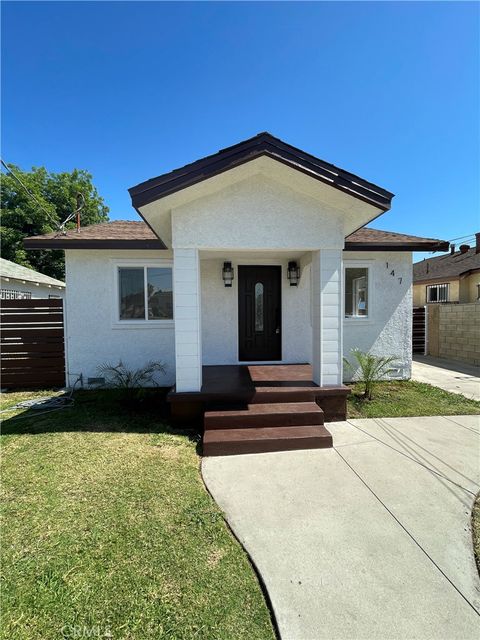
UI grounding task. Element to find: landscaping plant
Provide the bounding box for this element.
[344,348,398,400]
[97,360,166,407]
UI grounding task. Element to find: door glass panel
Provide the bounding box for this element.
[255,282,264,331]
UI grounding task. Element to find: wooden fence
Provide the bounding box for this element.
[412,306,426,355]
[1,299,65,388]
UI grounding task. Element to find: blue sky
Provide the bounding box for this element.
[2,2,479,257]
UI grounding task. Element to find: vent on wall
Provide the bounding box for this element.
[87,377,105,386]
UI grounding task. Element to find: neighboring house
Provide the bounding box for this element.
[0,258,65,299]
[24,133,447,432]
[413,235,480,305]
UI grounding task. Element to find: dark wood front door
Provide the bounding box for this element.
[238,266,281,361]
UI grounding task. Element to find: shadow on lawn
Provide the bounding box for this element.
[1,389,201,444]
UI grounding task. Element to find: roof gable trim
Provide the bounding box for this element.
[129,133,394,212]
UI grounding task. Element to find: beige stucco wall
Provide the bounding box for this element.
[413,278,459,306]
[459,272,480,303]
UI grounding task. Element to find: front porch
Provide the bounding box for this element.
[168,364,350,455]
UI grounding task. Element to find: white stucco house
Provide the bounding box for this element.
[25,134,447,453]
[0,258,65,299]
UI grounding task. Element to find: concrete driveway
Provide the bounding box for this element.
[412,356,480,401]
[202,415,480,640]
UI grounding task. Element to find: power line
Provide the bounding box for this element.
[0,159,61,230]
[447,233,476,243]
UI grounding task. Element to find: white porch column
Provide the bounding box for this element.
[312,249,343,386]
[173,248,202,392]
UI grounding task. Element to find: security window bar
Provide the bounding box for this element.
[118,267,173,320]
[426,283,449,303]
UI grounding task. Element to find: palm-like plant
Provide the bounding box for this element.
[97,360,166,388]
[343,349,398,400]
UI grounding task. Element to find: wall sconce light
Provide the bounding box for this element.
[287,261,300,286]
[222,261,234,287]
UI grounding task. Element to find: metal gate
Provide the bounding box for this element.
[0,299,65,388]
[412,306,426,355]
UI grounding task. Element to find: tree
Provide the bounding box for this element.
[1,165,109,280]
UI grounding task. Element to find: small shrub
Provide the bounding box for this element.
[343,349,398,400]
[97,360,166,408]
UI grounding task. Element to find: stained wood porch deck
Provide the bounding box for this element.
[168,365,350,456]
[167,364,350,455]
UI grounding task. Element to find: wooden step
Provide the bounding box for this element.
[204,402,324,430]
[203,425,333,456]
[251,386,318,404]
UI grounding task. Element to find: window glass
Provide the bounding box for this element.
[345,268,368,317]
[255,282,264,331]
[147,268,173,319]
[427,283,449,303]
[119,268,145,319]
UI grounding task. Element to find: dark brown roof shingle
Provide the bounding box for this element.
[24,221,448,252]
[345,228,448,251]
[24,221,165,249]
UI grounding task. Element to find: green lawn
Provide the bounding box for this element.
[347,380,480,419]
[1,390,275,640]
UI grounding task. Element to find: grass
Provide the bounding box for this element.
[347,380,480,419]
[0,389,275,640]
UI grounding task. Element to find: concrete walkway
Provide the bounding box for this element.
[412,356,480,401]
[202,416,480,640]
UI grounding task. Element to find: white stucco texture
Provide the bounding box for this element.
[64,246,412,388]
[343,251,413,380]
[200,256,312,365]
[64,249,175,387]
[139,156,383,249]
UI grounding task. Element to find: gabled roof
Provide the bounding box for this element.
[129,132,395,212]
[0,258,65,288]
[24,221,448,252]
[413,247,480,282]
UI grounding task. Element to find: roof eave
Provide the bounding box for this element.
[24,238,167,250]
[344,241,450,252]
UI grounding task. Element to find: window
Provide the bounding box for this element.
[345,267,369,318]
[426,283,449,303]
[118,266,173,321]
[476,284,480,301]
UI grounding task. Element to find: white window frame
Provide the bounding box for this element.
[426,282,449,303]
[111,258,174,329]
[343,261,373,323]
